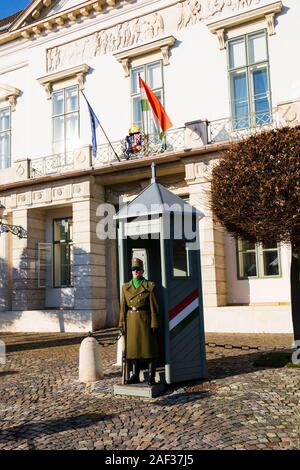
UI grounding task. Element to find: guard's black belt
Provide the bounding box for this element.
[128,307,149,312]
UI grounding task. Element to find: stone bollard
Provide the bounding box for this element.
[79,333,104,383]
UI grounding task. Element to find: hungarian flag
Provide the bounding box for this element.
[139,75,173,138]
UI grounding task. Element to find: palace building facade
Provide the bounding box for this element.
[0,0,299,333]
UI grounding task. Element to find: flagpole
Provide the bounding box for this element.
[138,74,148,157]
[81,91,120,162]
[98,121,121,162]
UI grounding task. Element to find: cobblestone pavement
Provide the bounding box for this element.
[0,331,299,450]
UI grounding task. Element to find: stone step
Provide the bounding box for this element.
[114,382,166,398]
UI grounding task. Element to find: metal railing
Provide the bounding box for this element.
[28,112,283,177]
[30,151,74,178]
[208,109,278,144]
[94,127,186,165]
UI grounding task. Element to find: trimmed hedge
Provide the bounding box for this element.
[211,126,300,244]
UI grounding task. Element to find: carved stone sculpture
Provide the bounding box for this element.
[46,0,261,72]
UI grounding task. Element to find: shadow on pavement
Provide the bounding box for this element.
[2,329,120,353]
[103,370,121,379]
[155,350,291,405]
[0,412,115,446]
[0,370,18,377]
[161,390,212,402]
[206,350,287,380]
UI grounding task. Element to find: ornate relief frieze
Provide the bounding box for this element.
[47,10,166,72]
[178,0,262,29]
[46,0,262,72]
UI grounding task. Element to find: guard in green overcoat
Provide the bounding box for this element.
[119,257,159,385]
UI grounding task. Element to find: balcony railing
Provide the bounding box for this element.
[29,128,186,178]
[27,109,284,178]
[208,109,278,144]
[30,151,74,178]
[94,127,186,165]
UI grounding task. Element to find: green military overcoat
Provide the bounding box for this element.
[119,280,159,359]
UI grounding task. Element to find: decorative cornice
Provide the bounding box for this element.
[207,1,283,50]
[0,0,267,49]
[0,0,132,45]
[10,0,55,31]
[38,64,90,98]
[114,35,176,76]
[0,83,21,111]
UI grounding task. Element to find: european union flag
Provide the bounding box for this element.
[81,91,100,157]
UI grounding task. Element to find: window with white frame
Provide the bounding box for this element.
[228,30,271,129]
[130,60,164,134]
[237,239,281,279]
[0,107,11,169]
[52,85,79,154]
[53,218,73,288]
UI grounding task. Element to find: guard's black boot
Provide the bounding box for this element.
[127,360,140,384]
[147,361,156,386]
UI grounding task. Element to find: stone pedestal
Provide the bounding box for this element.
[13,159,30,182]
[79,336,103,383]
[114,382,166,398]
[185,119,209,148]
[73,145,92,170]
[277,99,300,127]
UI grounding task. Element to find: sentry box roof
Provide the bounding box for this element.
[114,163,204,221]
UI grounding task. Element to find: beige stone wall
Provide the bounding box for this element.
[0,177,114,331]
[72,183,107,330]
[186,160,227,308]
[12,209,46,311]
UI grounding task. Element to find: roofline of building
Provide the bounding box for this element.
[0,0,143,45]
[0,10,24,27]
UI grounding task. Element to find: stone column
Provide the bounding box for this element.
[72,184,107,330]
[12,208,46,311]
[185,160,227,307]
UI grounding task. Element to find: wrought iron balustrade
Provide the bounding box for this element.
[28,114,281,178]
[208,109,278,144]
[30,151,74,178]
[94,127,186,165]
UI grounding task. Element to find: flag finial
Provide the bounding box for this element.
[151,162,158,183]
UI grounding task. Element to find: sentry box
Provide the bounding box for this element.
[114,164,207,385]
